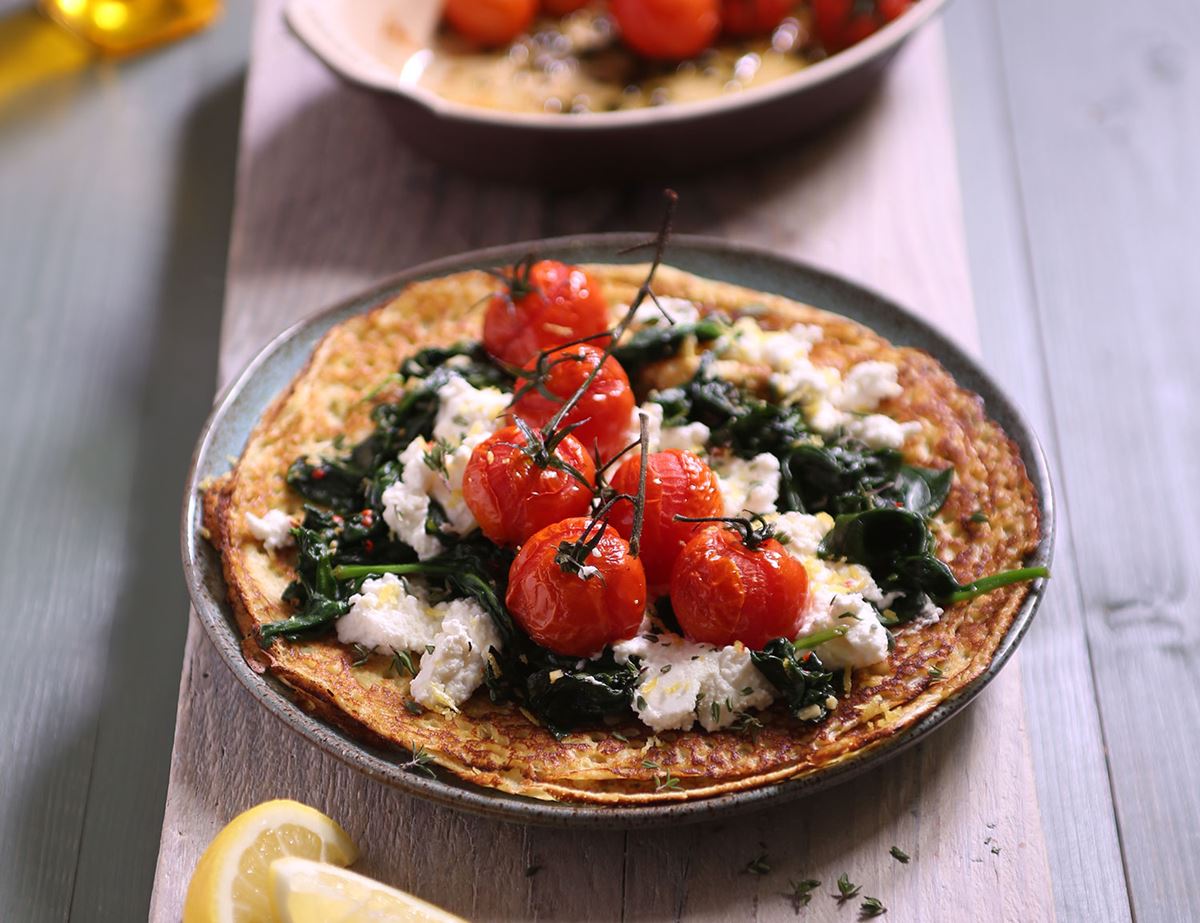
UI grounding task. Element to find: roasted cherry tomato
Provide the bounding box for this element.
[444,0,537,47]
[543,0,591,13]
[506,518,647,656]
[670,524,809,649]
[721,0,794,37]
[511,344,635,462]
[462,425,596,546]
[610,0,721,60]
[482,259,611,367]
[811,0,910,53]
[609,449,724,596]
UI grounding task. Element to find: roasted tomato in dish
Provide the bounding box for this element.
[670,524,809,649]
[444,0,537,46]
[609,449,724,596]
[811,0,911,53]
[462,425,596,547]
[482,259,611,367]
[721,0,794,37]
[511,343,635,461]
[610,0,721,60]
[506,518,647,657]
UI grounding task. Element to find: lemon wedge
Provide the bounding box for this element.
[183,799,358,923]
[269,857,467,923]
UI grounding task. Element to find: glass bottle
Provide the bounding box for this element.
[39,0,220,55]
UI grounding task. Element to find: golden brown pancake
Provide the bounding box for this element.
[203,264,1041,804]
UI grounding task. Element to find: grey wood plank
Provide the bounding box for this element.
[942,3,1134,921]
[151,11,1056,921]
[982,0,1200,920]
[0,11,249,921]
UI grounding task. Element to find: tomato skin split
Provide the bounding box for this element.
[506,518,648,657]
[670,525,809,649]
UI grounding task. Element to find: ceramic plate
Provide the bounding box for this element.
[182,234,1053,828]
[285,0,951,180]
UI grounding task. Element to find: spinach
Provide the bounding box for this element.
[286,342,511,514]
[262,507,354,644]
[820,507,1049,621]
[885,465,953,519]
[613,318,724,372]
[750,639,839,722]
[521,651,641,737]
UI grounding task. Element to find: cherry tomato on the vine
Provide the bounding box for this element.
[462,425,596,547]
[610,0,721,60]
[482,259,611,368]
[506,518,647,656]
[670,525,809,649]
[721,0,794,37]
[511,343,635,462]
[609,449,724,596]
[444,0,537,47]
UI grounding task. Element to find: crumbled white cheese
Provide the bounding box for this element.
[798,591,891,669]
[772,510,834,558]
[717,316,918,451]
[714,452,780,516]
[431,375,509,445]
[629,401,712,455]
[628,295,701,327]
[835,360,903,413]
[411,597,502,712]
[841,414,923,451]
[335,574,442,653]
[721,317,822,367]
[244,508,295,551]
[614,624,775,733]
[382,376,508,558]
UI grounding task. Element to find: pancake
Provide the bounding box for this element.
[203,264,1041,804]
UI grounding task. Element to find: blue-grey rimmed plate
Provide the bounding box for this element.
[182,234,1053,828]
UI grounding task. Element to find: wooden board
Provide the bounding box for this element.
[149,8,1055,920]
[966,2,1200,919]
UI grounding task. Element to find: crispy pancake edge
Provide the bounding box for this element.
[202,264,1042,804]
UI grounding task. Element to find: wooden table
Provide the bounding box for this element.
[4,0,1198,920]
[147,4,1053,920]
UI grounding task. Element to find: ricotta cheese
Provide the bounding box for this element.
[631,401,712,455]
[335,574,442,653]
[613,624,775,732]
[628,295,701,327]
[713,452,781,516]
[798,591,891,669]
[244,508,295,551]
[382,375,509,558]
[410,597,502,712]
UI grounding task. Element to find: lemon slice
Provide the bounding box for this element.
[183,799,358,923]
[269,857,467,923]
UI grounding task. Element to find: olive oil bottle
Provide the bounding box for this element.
[39,0,219,54]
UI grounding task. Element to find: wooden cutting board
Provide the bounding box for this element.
[149,6,1054,919]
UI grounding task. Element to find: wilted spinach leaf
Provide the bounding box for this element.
[751,640,839,722]
[613,318,724,373]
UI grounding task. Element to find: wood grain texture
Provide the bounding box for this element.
[984,1,1200,920]
[0,11,249,921]
[942,4,1134,921]
[150,8,1055,921]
